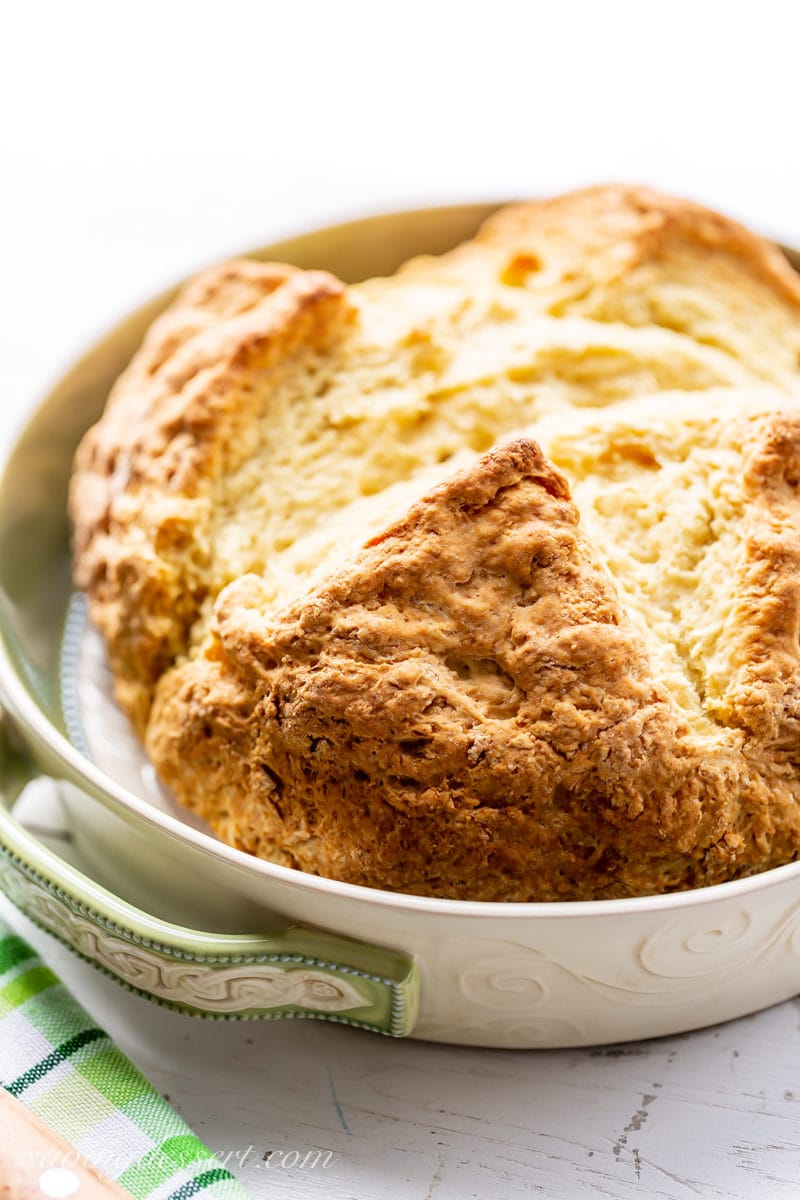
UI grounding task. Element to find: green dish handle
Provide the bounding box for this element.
[0,715,420,1036]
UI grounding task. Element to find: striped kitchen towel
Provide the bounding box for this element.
[0,917,252,1199]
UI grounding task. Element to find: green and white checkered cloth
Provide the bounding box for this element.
[0,917,252,1199]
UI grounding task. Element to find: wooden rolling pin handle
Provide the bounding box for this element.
[0,1089,134,1200]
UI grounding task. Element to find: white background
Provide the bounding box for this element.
[2,3,800,1197]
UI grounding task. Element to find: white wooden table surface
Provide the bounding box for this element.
[3,5,800,1196]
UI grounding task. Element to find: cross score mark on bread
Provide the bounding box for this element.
[70,185,800,900]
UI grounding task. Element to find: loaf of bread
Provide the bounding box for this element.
[70,185,800,900]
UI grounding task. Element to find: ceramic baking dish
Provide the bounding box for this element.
[2,203,800,1050]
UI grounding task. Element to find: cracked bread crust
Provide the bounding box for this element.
[400,184,800,383]
[70,187,800,737]
[70,185,800,900]
[145,433,800,901]
[721,413,800,750]
[70,261,354,732]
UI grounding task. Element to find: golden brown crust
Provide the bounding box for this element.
[147,434,800,900]
[466,184,800,305]
[70,185,800,899]
[404,182,800,305]
[69,260,355,731]
[402,184,800,382]
[717,413,800,751]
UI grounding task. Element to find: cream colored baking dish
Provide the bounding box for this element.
[1,203,800,1049]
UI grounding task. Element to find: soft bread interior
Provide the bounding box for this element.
[208,375,799,755]
[534,391,785,734]
[199,278,770,641]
